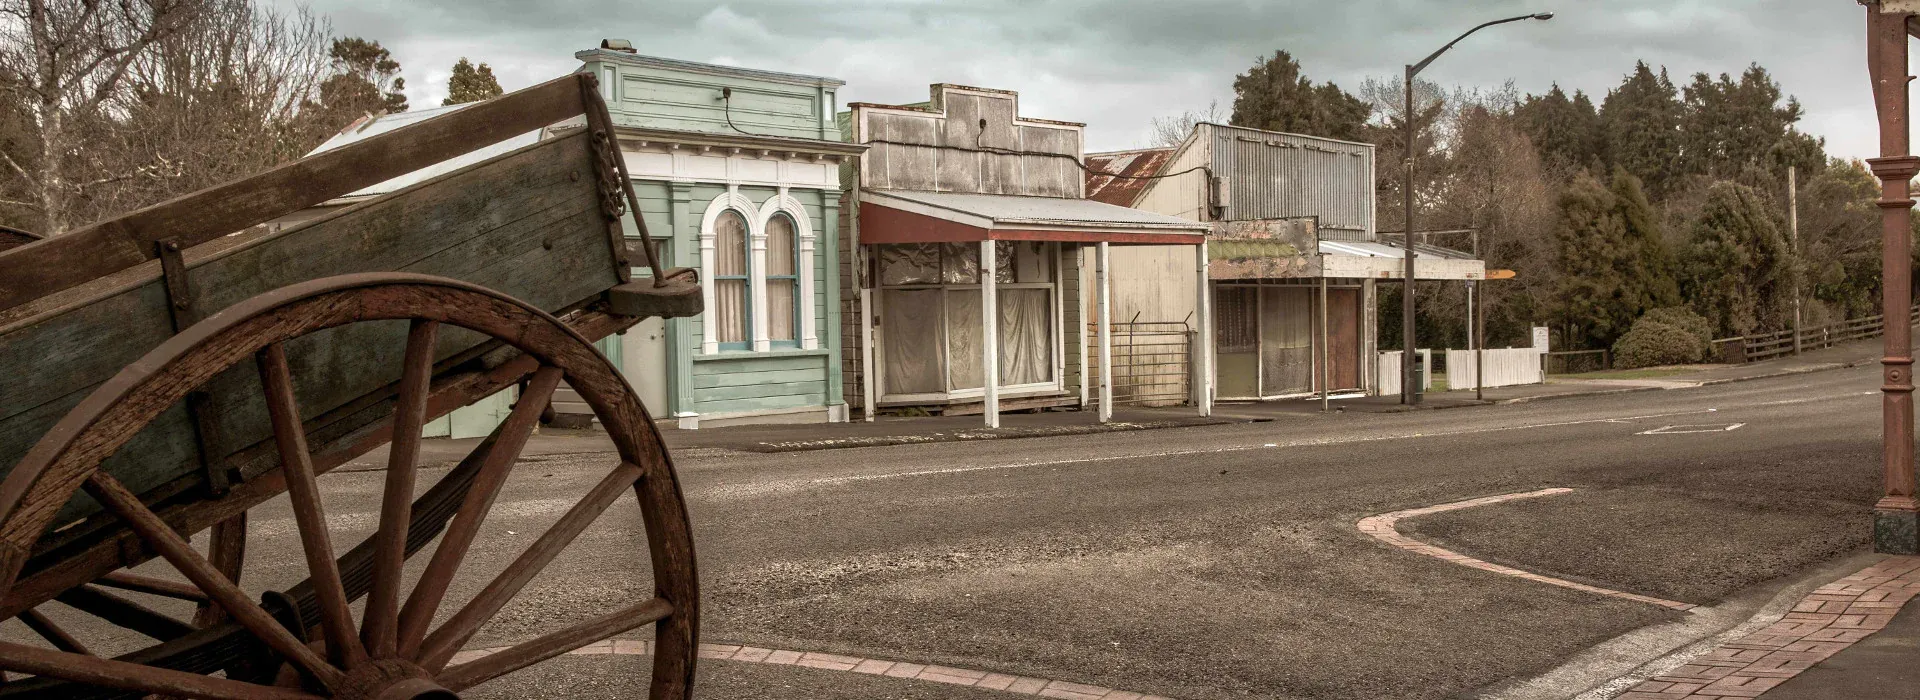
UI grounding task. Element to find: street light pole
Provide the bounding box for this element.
[1400,11,1552,405]
[1866,3,1919,555]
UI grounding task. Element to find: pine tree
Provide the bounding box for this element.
[443,58,503,106]
[1554,173,1631,349]
[1228,50,1371,142]
[295,37,408,148]
[1609,169,1681,314]
[1515,84,1602,174]
[1679,64,1802,180]
[1680,181,1796,336]
[1600,62,1684,196]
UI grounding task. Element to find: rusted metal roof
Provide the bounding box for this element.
[1084,148,1174,207]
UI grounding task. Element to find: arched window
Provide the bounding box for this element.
[713,210,750,349]
[765,213,800,346]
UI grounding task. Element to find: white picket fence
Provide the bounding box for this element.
[1445,348,1545,390]
[1376,349,1433,396]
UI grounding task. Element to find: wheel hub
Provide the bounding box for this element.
[332,659,458,700]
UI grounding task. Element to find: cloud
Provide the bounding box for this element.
[275,0,1892,159]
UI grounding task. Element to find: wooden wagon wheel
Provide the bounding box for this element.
[0,273,698,700]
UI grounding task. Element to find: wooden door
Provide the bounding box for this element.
[1327,288,1361,390]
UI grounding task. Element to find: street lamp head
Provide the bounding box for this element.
[1532,12,1554,20]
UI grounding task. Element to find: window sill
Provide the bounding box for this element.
[694,347,829,361]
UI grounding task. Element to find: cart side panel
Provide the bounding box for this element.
[0,130,621,525]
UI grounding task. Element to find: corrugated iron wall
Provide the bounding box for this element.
[1211,124,1374,241]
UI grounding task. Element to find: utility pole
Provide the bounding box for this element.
[1790,165,1801,356]
[1399,11,1552,405]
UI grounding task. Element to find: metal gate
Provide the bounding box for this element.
[1087,320,1192,407]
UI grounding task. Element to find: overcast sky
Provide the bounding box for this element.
[281,0,1896,161]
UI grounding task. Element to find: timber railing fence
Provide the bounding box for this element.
[1713,307,1920,363]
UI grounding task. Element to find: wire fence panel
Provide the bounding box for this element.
[1545,349,1609,374]
[1087,321,1192,407]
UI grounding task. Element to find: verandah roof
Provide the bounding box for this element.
[860,189,1209,245]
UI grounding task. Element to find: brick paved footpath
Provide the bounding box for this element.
[1618,555,1920,699]
[450,640,1175,699]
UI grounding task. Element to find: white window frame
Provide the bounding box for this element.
[699,186,759,355]
[757,187,817,350]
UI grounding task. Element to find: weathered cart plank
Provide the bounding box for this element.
[0,130,619,526]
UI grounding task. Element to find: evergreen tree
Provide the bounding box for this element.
[295,37,408,148]
[1600,62,1684,195]
[1551,169,1679,349]
[1610,169,1681,313]
[1679,64,1802,180]
[1553,173,1630,349]
[1515,84,1602,174]
[443,58,503,105]
[1229,50,1371,142]
[1680,181,1796,336]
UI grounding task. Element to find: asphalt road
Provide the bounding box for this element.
[5,363,1893,699]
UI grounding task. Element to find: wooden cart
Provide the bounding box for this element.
[0,73,702,699]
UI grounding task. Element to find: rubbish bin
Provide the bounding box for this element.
[1411,350,1426,397]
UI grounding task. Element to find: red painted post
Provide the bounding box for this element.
[1868,3,1919,554]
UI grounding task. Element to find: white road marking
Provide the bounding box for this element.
[1638,423,1747,435]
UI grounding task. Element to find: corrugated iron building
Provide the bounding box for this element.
[1088,122,1483,401]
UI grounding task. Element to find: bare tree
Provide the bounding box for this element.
[120,0,331,197]
[0,0,203,234]
[1148,100,1222,148]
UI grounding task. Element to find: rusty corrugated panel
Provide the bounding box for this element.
[1210,125,1373,240]
[1083,148,1174,206]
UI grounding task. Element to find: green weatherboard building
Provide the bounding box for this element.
[573,42,863,428]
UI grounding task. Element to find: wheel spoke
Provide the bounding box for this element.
[417,462,643,671]
[365,319,437,659]
[259,343,367,669]
[398,366,563,658]
[55,585,194,642]
[0,640,322,700]
[80,472,343,690]
[17,609,90,655]
[438,597,671,691]
[95,572,209,604]
[194,513,248,628]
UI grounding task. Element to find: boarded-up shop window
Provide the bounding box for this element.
[881,244,939,285]
[767,214,798,343]
[942,242,980,284]
[947,291,984,390]
[1214,286,1257,354]
[714,210,750,347]
[877,242,1062,399]
[1260,287,1313,395]
[883,288,945,394]
[1013,241,1052,283]
[999,288,1052,384]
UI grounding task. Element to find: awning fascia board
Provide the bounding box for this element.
[859,193,1207,246]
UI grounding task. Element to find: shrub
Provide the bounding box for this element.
[1613,319,1708,369]
[1640,306,1714,346]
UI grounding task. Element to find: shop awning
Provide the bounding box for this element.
[1320,239,1486,280]
[860,189,1209,245]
